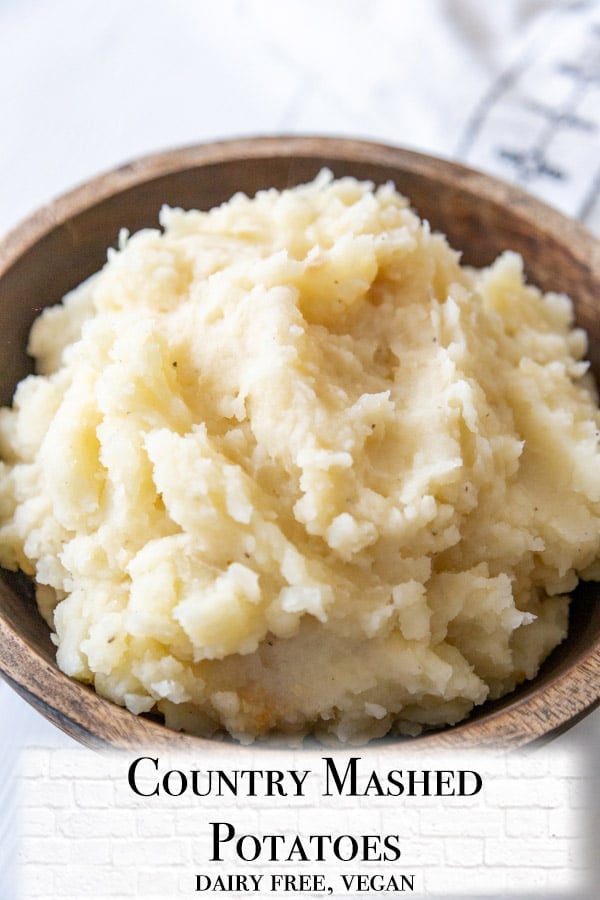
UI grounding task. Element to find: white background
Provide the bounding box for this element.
[1,1,599,896]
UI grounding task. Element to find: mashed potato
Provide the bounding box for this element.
[1,171,599,743]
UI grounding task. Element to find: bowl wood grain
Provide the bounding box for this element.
[1,136,599,751]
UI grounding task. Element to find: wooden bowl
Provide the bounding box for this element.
[1,136,599,751]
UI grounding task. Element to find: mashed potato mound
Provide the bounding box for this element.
[1,171,600,743]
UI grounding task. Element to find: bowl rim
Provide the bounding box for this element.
[1,135,599,272]
[1,134,599,751]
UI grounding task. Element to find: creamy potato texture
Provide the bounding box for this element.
[1,172,599,742]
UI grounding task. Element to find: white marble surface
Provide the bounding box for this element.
[1,0,599,849]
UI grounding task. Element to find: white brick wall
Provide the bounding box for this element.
[14,745,593,899]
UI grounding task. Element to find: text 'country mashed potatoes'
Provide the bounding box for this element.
[1,172,600,743]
